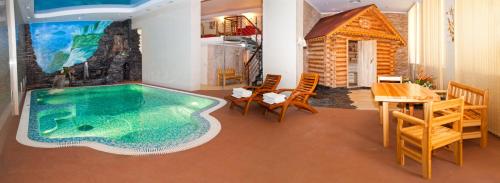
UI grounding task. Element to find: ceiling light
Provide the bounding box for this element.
[350,0,361,3]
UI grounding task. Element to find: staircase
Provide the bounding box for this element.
[222,16,263,86]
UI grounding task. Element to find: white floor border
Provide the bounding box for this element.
[16,84,227,156]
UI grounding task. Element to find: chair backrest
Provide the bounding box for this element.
[426,98,465,131]
[293,73,320,102]
[260,74,282,91]
[446,81,489,106]
[217,68,236,76]
[377,75,403,83]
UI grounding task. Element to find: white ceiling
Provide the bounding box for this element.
[306,0,418,13]
[202,0,261,16]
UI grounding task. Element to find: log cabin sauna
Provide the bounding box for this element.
[305,4,406,88]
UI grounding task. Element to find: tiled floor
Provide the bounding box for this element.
[0,90,499,183]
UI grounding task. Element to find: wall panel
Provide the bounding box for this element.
[455,0,500,135]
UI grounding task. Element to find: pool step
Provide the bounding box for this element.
[37,105,76,135]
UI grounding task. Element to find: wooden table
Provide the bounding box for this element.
[371,83,440,147]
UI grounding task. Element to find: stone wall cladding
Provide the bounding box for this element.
[303,1,322,73]
[385,13,409,78]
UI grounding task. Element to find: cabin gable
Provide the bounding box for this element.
[329,7,405,45]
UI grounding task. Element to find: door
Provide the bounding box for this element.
[357,40,377,87]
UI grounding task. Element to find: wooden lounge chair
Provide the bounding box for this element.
[394,98,465,179]
[257,73,320,122]
[225,74,281,115]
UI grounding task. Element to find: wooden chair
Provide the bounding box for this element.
[437,81,489,147]
[217,68,243,86]
[225,74,282,115]
[393,98,465,179]
[257,73,320,122]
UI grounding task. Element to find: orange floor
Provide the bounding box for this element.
[0,90,499,183]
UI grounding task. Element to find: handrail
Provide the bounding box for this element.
[245,44,262,67]
[220,15,263,85]
[223,15,262,35]
[235,15,262,34]
[245,44,262,85]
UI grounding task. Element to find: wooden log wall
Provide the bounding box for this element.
[332,36,348,87]
[376,40,397,75]
[306,37,327,85]
[324,36,336,87]
[305,9,402,88]
[306,35,399,88]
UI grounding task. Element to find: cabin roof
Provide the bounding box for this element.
[305,5,371,40]
[305,4,405,45]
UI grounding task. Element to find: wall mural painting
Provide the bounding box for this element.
[30,21,112,74]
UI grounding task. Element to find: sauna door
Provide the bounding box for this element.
[357,40,377,87]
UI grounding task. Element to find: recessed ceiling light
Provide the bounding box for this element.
[26,6,30,9]
[350,0,361,3]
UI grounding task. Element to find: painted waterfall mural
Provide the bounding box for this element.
[25,20,142,89]
[30,21,112,74]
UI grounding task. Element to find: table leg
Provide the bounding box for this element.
[379,103,383,125]
[383,101,389,147]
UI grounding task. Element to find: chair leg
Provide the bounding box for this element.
[243,101,251,116]
[480,117,488,148]
[422,148,432,179]
[396,131,405,165]
[409,104,415,116]
[299,104,318,114]
[455,140,463,166]
[229,101,235,110]
[278,106,289,122]
[400,140,405,166]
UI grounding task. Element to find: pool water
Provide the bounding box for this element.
[25,84,222,154]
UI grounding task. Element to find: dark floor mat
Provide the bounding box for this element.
[310,85,357,109]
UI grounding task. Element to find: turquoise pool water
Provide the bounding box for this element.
[25,84,221,154]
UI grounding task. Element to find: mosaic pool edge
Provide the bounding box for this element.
[16,84,227,156]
